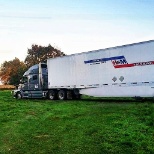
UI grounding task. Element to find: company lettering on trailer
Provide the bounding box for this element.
[84,56,126,64]
[84,56,154,68]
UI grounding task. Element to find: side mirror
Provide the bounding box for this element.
[15,85,18,89]
[20,79,24,84]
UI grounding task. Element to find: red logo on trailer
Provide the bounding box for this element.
[113,58,154,69]
[84,55,154,68]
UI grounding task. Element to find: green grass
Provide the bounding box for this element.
[0,91,154,154]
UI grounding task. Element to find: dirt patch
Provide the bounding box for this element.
[0,85,15,90]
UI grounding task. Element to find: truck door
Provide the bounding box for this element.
[29,74,39,90]
[28,74,43,98]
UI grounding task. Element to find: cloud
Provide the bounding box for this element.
[0,50,12,53]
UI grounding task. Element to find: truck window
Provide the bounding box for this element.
[29,75,38,84]
[41,64,47,68]
[33,75,37,80]
[21,77,28,83]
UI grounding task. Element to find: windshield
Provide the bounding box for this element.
[20,76,28,84]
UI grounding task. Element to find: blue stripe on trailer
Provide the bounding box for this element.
[84,56,125,64]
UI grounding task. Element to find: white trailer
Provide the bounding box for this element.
[13,40,154,99]
[47,40,154,98]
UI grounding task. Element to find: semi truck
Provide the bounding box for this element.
[12,40,154,100]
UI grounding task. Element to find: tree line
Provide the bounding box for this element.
[0,44,65,85]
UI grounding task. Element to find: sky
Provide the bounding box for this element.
[0,0,154,66]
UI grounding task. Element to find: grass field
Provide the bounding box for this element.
[0,91,154,154]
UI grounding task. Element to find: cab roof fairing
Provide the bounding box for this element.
[23,63,47,76]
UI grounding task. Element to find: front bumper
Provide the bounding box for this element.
[11,89,20,98]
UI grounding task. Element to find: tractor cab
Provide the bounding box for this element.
[12,63,48,99]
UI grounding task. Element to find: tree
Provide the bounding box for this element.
[25,44,66,67]
[0,58,27,85]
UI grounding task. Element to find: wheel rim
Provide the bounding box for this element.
[49,90,56,100]
[59,93,64,100]
[49,93,54,99]
[17,93,22,99]
[58,90,66,100]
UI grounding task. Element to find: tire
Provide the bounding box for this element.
[58,90,67,100]
[16,92,22,99]
[48,90,57,100]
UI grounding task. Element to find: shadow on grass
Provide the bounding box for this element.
[14,96,154,104]
[80,97,154,103]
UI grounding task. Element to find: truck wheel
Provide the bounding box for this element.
[16,92,22,99]
[48,90,57,100]
[58,90,67,100]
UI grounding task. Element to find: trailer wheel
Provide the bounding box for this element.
[58,90,67,100]
[16,92,22,99]
[48,90,57,100]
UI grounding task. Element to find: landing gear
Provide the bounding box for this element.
[73,94,82,100]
